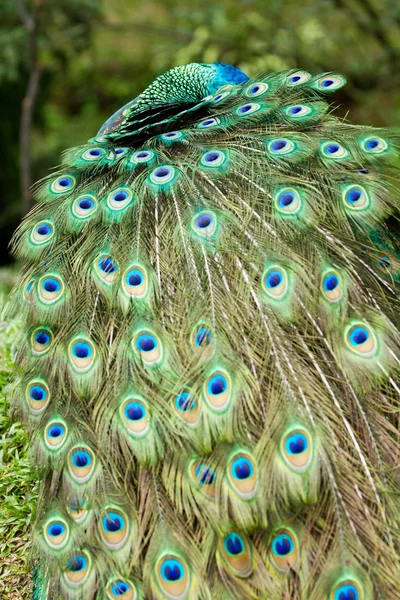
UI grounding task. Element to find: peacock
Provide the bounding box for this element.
[7,61,400,600]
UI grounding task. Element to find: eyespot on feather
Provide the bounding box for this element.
[64,551,92,588]
[219,531,253,577]
[269,529,299,574]
[44,517,70,550]
[51,175,76,194]
[67,446,96,483]
[99,507,130,550]
[286,71,311,86]
[344,322,378,358]
[262,266,289,300]
[245,82,269,97]
[81,147,106,161]
[281,429,312,473]
[155,554,190,600]
[321,141,349,160]
[95,255,119,284]
[31,221,54,245]
[174,391,200,426]
[311,74,346,92]
[361,137,388,154]
[68,338,96,373]
[268,139,296,156]
[149,165,177,187]
[321,270,343,303]
[44,420,68,451]
[192,211,217,237]
[66,495,89,524]
[203,370,231,412]
[26,381,50,414]
[72,195,97,218]
[120,397,150,437]
[330,580,362,600]
[284,104,312,118]
[31,327,54,355]
[191,324,213,351]
[274,188,302,215]
[235,102,262,116]
[130,149,156,165]
[342,185,370,211]
[227,452,258,499]
[106,578,138,600]
[38,275,64,304]
[123,266,148,298]
[190,460,217,499]
[133,331,163,365]
[107,187,134,211]
[200,150,228,169]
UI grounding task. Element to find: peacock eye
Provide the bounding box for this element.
[51,175,76,193]
[197,118,219,128]
[245,82,269,97]
[200,150,227,168]
[150,165,176,185]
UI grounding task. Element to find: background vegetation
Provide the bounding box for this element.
[0,0,400,596]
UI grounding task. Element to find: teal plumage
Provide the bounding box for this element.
[7,62,400,599]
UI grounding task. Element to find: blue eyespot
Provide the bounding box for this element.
[199,118,218,128]
[204,152,220,163]
[156,168,170,178]
[161,559,184,582]
[347,189,361,204]
[36,224,51,236]
[89,149,102,157]
[231,457,253,480]
[58,178,72,188]
[49,522,66,537]
[112,191,128,202]
[136,334,157,352]
[349,326,369,346]
[250,85,260,93]
[290,106,302,115]
[196,214,212,228]
[321,79,334,87]
[334,584,359,600]
[195,327,212,347]
[35,331,50,345]
[99,257,117,273]
[272,533,294,556]
[265,270,282,288]
[207,375,227,396]
[195,464,216,485]
[175,391,196,412]
[290,76,301,83]
[72,342,92,359]
[126,269,143,286]
[285,433,308,455]
[366,139,378,150]
[323,274,339,291]
[378,256,391,269]
[42,278,61,293]
[78,198,94,210]
[136,151,150,159]
[72,450,91,468]
[26,282,33,292]
[272,140,287,151]
[112,581,130,595]
[67,555,87,572]
[224,533,244,555]
[124,402,146,421]
[103,512,123,532]
[239,104,252,113]
[30,385,47,401]
[48,425,64,438]
[327,144,340,154]
[278,192,294,207]
[115,148,125,155]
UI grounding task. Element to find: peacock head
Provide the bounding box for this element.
[97,62,249,136]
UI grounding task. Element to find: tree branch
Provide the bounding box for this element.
[17,0,42,216]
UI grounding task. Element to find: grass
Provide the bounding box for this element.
[0,271,38,599]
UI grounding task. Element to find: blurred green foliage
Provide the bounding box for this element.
[1,0,400,264]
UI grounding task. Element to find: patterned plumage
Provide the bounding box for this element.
[8,62,400,599]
